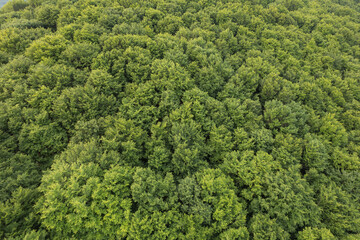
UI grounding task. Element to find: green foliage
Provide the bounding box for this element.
[0,187,40,239]
[303,133,329,171]
[1,0,29,13]
[27,63,85,90]
[1,0,360,238]
[195,168,247,234]
[25,34,69,62]
[170,119,208,175]
[251,167,321,234]
[38,141,134,239]
[60,42,100,69]
[131,168,177,212]
[0,152,40,202]
[317,183,360,237]
[249,213,290,240]
[264,100,309,136]
[297,227,336,240]
[35,4,60,29]
[0,28,49,55]
[52,85,117,130]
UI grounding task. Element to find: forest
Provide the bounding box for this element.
[0,0,360,239]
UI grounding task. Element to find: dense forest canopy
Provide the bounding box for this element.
[1,0,360,239]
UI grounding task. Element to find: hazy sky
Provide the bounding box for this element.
[0,0,9,8]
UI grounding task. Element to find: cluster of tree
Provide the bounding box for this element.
[1,0,360,239]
